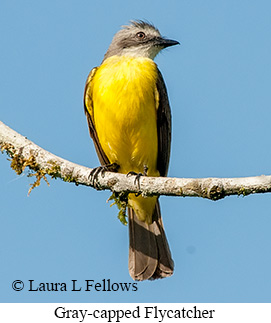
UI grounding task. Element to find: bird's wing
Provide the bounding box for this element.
[84,67,110,165]
[156,69,172,177]
[128,70,174,281]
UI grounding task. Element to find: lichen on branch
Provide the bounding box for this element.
[1,120,271,201]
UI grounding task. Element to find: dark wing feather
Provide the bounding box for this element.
[128,68,174,281]
[84,67,110,165]
[156,69,172,177]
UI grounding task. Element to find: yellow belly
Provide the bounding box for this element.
[92,55,160,222]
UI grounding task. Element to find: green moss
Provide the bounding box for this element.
[238,186,250,197]
[1,144,68,194]
[1,143,15,157]
[108,191,129,225]
[27,169,50,195]
[46,161,61,179]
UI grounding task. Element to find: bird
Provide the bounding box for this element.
[84,20,179,281]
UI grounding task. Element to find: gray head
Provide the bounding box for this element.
[103,20,179,61]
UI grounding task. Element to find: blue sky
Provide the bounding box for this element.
[1,0,271,303]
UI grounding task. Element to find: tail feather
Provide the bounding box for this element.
[128,201,174,281]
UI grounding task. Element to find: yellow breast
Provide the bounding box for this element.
[92,55,159,176]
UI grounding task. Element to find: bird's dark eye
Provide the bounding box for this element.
[136,32,146,39]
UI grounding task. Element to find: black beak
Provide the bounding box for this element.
[155,37,180,48]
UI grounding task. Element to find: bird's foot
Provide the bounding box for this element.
[127,165,148,192]
[89,163,119,187]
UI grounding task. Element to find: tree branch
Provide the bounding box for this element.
[1,120,271,200]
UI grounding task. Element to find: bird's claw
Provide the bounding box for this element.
[126,165,148,190]
[89,163,119,188]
